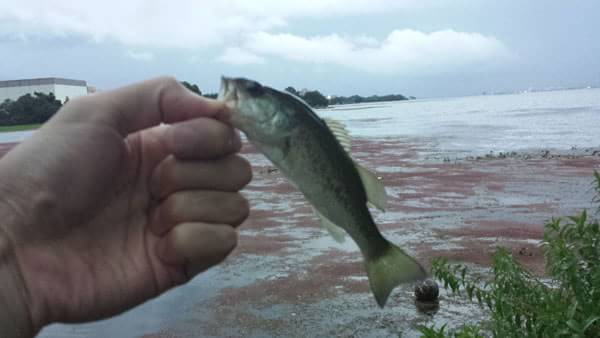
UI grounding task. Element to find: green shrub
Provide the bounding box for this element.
[421,171,600,337]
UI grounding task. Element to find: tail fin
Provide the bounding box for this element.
[366,243,427,307]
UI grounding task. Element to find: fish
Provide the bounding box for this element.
[218,77,426,307]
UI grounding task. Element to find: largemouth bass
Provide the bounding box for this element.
[218,77,426,307]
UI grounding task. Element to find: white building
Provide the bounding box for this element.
[0,77,90,103]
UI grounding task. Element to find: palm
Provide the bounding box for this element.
[15,124,181,322]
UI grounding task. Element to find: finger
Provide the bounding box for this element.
[151,155,252,199]
[62,76,230,136]
[157,222,237,278]
[150,190,249,235]
[164,118,242,160]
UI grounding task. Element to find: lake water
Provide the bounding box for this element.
[2,88,599,156]
[319,88,600,157]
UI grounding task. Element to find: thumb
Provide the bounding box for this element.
[55,76,230,137]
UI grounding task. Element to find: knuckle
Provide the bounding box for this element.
[228,194,250,225]
[226,229,238,249]
[217,126,234,154]
[228,156,253,189]
[238,156,253,184]
[162,156,178,183]
[156,156,177,197]
[218,226,238,250]
[160,194,182,223]
[157,76,180,89]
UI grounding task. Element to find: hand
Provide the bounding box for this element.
[0,77,251,337]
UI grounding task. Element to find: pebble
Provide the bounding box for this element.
[414,279,439,302]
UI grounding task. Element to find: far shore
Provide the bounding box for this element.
[0,124,41,132]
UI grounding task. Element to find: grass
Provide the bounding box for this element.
[421,171,600,337]
[0,124,42,132]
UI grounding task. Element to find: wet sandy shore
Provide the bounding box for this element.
[151,138,600,338]
[4,137,598,338]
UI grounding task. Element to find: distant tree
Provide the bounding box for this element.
[285,86,298,96]
[0,99,10,115]
[181,81,202,95]
[203,93,218,99]
[285,85,409,107]
[328,93,408,105]
[0,92,62,126]
[302,90,329,108]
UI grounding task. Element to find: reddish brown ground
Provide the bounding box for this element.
[15,136,599,338]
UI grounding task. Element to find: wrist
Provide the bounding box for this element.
[0,221,37,338]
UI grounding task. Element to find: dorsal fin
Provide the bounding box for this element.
[323,118,388,211]
[323,118,352,153]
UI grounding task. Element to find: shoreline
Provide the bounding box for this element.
[0,124,41,133]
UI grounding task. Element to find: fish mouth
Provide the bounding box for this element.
[219,76,245,129]
[218,76,239,104]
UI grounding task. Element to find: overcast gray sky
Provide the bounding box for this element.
[1,0,599,97]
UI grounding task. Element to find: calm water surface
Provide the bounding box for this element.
[319,88,600,157]
[3,88,600,155]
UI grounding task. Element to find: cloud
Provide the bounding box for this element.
[231,30,513,75]
[126,50,154,61]
[0,1,512,76]
[0,1,436,47]
[217,47,265,65]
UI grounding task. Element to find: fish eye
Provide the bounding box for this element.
[245,80,265,97]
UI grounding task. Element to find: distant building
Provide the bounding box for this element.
[0,77,90,103]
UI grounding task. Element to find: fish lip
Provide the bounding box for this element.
[218,76,238,103]
[219,76,243,129]
[218,76,229,100]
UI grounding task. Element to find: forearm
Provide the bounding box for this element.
[0,230,36,338]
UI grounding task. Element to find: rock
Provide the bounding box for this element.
[518,247,533,257]
[414,279,439,302]
[415,299,440,315]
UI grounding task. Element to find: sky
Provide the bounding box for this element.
[1,0,599,98]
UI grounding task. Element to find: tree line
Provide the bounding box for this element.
[0,82,216,127]
[285,86,411,108]
[181,81,218,98]
[0,80,413,126]
[0,92,63,126]
[183,81,412,109]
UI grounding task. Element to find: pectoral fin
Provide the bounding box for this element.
[355,163,388,211]
[313,208,346,243]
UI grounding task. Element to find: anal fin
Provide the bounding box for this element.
[313,208,346,243]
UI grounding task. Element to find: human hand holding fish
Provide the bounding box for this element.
[0,77,251,338]
[0,75,426,338]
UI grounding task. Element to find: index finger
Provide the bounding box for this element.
[65,76,230,136]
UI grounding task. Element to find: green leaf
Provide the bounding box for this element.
[567,300,578,319]
[566,319,581,333]
[583,316,600,332]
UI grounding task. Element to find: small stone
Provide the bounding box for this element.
[415,299,440,315]
[414,279,439,302]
